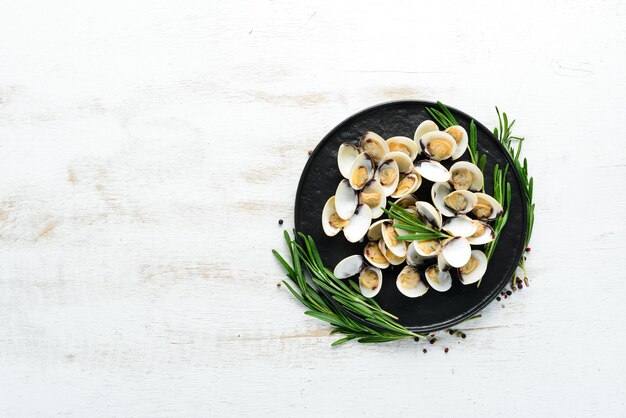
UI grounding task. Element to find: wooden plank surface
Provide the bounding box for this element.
[0,0,625,416]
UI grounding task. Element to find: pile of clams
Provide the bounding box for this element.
[322,121,503,298]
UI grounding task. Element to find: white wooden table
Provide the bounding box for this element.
[1,1,625,416]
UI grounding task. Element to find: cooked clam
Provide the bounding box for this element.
[385,151,414,173]
[343,204,372,243]
[396,265,429,298]
[379,240,406,265]
[382,221,407,257]
[387,136,419,160]
[364,240,390,269]
[420,131,457,161]
[391,173,421,198]
[360,132,389,165]
[443,190,478,214]
[406,241,428,266]
[441,237,471,268]
[466,220,495,245]
[375,159,400,197]
[359,266,383,297]
[335,179,358,220]
[367,219,388,241]
[449,161,484,191]
[394,194,417,209]
[349,152,375,190]
[414,120,439,153]
[458,250,488,285]
[322,196,347,237]
[445,125,468,160]
[415,239,441,257]
[359,179,386,219]
[337,143,361,179]
[425,264,452,292]
[472,193,503,220]
[413,159,451,183]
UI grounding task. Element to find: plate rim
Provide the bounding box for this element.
[294,100,528,332]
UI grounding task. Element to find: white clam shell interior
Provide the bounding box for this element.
[466,221,495,245]
[415,201,443,229]
[414,239,441,257]
[379,240,405,265]
[367,219,388,241]
[333,255,366,279]
[442,215,478,238]
[472,192,504,220]
[425,265,452,292]
[413,160,451,183]
[414,120,439,153]
[337,143,360,179]
[431,182,455,217]
[385,151,414,173]
[443,190,478,215]
[382,222,407,257]
[391,173,421,199]
[343,204,372,243]
[396,265,429,298]
[459,250,488,285]
[406,242,429,266]
[335,179,358,220]
[394,194,417,208]
[360,132,389,164]
[441,237,472,268]
[363,240,390,269]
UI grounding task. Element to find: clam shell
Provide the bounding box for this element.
[387,136,419,161]
[385,151,414,173]
[348,152,375,190]
[379,240,406,265]
[360,132,389,165]
[449,161,484,191]
[441,237,472,268]
[420,131,457,161]
[446,125,469,160]
[415,201,443,229]
[382,222,407,257]
[396,265,429,298]
[391,173,421,199]
[414,120,439,153]
[375,159,400,197]
[321,196,343,237]
[359,266,383,298]
[414,239,441,257]
[406,241,429,266]
[466,221,495,245]
[459,250,488,285]
[425,264,453,292]
[394,194,417,209]
[413,160,451,183]
[442,215,478,238]
[360,179,386,219]
[431,182,455,217]
[472,192,504,220]
[337,143,361,179]
[364,240,390,269]
[443,190,478,215]
[335,179,358,220]
[367,219,388,241]
[333,255,366,279]
[343,204,372,243]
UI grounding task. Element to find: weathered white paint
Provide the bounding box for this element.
[0,0,625,416]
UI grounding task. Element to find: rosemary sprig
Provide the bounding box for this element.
[426,101,458,129]
[273,230,425,345]
[383,202,451,241]
[484,163,511,261]
[492,107,535,282]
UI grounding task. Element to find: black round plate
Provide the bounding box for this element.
[294,101,527,333]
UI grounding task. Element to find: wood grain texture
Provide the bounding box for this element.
[0,0,625,416]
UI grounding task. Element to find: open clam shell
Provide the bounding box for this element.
[414,239,441,257]
[407,241,429,266]
[425,264,453,292]
[359,266,383,298]
[413,159,451,183]
[348,152,375,190]
[443,190,478,215]
[420,131,457,161]
[338,143,361,179]
[459,250,488,285]
[360,179,386,219]
[333,255,367,279]
[441,237,472,268]
[467,220,495,245]
[446,125,469,160]
[414,120,438,153]
[442,215,478,238]
[382,222,407,257]
[364,240,390,269]
[385,151,414,173]
[431,182,455,217]
[360,132,389,165]
[379,240,406,265]
[367,219,388,241]
[375,159,400,197]
[343,204,372,243]
[449,161,484,191]
[396,265,429,298]
[391,173,421,199]
[321,196,346,237]
[394,194,417,209]
[335,179,358,220]
[387,136,419,161]
[415,201,443,229]
[472,192,504,220]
